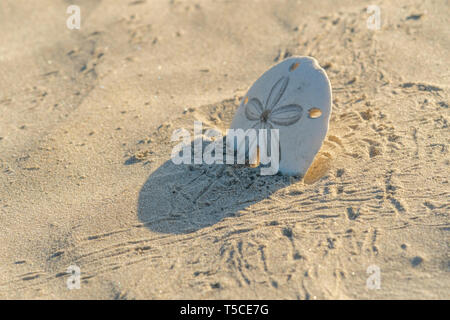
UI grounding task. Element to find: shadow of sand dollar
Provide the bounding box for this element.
[137,157,293,234]
[134,97,333,234]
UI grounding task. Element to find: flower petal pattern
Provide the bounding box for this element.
[251,121,263,129]
[270,104,303,126]
[244,76,301,129]
[265,76,289,110]
[245,98,263,121]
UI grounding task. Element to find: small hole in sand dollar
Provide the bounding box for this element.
[244,96,249,104]
[249,147,260,168]
[308,108,322,118]
[289,62,300,71]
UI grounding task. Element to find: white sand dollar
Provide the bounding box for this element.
[230,56,332,176]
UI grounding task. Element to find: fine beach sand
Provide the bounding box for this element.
[0,0,448,299]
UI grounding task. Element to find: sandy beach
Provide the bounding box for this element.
[0,0,448,299]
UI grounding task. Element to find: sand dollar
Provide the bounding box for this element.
[230,56,332,176]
